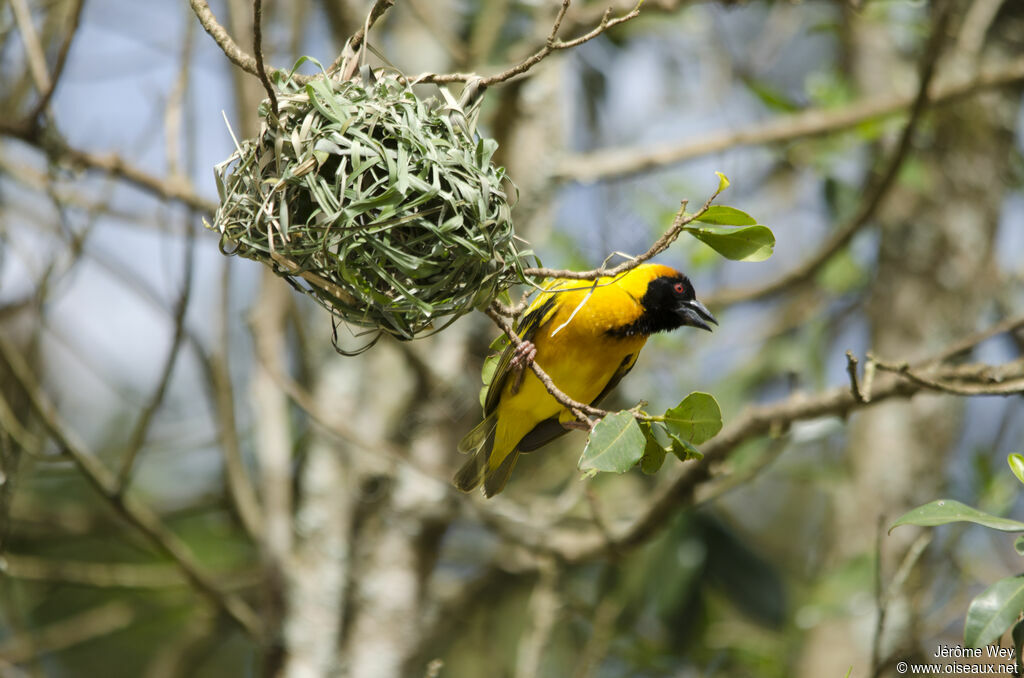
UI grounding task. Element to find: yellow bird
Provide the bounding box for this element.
[454,263,716,496]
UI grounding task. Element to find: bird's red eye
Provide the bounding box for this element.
[674,282,686,294]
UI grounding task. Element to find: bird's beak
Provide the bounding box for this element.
[677,299,717,332]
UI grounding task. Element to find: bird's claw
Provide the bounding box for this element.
[510,340,537,369]
[509,341,536,395]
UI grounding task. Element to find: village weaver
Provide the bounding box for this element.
[455,263,716,496]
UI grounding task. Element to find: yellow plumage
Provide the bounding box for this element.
[455,263,715,497]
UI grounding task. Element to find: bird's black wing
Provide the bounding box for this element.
[483,294,559,416]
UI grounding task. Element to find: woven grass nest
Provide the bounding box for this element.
[209,69,534,344]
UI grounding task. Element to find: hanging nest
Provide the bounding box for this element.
[208,68,534,345]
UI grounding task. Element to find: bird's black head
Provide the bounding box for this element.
[610,273,718,337]
[644,274,718,333]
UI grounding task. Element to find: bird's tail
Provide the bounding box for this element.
[454,414,497,492]
[453,413,519,496]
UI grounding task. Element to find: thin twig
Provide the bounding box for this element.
[9,0,51,94]
[115,220,196,494]
[846,350,866,404]
[412,0,643,86]
[521,186,713,280]
[485,304,606,426]
[252,0,279,119]
[26,0,86,122]
[329,0,396,80]
[869,353,1024,396]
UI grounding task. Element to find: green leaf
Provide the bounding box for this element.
[889,499,1024,534]
[695,205,758,226]
[662,392,723,446]
[667,432,703,461]
[715,171,730,193]
[685,224,775,262]
[1009,454,1024,486]
[640,423,667,475]
[578,412,646,474]
[1015,536,1024,556]
[965,574,1024,648]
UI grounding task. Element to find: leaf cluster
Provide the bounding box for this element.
[578,392,723,475]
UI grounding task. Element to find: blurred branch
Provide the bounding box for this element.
[115,221,196,493]
[2,554,185,588]
[514,558,562,678]
[9,0,52,95]
[555,54,1024,183]
[705,3,952,308]
[0,601,136,666]
[26,0,86,122]
[248,274,294,636]
[0,124,216,214]
[0,334,263,638]
[211,261,264,539]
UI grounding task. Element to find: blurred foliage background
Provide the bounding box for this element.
[1,1,1024,677]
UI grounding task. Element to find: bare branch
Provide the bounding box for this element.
[115,221,196,493]
[846,350,866,404]
[27,0,86,122]
[188,0,265,80]
[9,0,52,94]
[0,602,136,666]
[252,0,278,118]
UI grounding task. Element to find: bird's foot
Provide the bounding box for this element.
[510,340,537,369]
